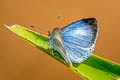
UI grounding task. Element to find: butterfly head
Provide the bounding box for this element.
[48,31,52,39]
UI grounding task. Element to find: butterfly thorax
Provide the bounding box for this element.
[49,28,66,55]
[49,27,71,64]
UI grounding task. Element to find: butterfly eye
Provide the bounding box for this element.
[48,31,51,36]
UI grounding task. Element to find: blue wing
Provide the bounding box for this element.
[62,18,98,63]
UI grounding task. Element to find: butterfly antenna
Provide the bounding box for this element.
[55,16,61,27]
[30,25,48,33]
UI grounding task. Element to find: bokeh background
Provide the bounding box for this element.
[0,0,120,80]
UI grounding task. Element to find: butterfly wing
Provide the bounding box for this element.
[62,18,98,63]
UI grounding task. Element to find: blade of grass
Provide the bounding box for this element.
[5,24,120,80]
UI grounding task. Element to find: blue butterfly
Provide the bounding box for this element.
[48,18,98,65]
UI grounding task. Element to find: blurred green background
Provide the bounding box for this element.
[0,0,120,80]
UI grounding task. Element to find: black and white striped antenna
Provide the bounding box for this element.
[54,16,61,27]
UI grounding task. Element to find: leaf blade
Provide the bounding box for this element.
[6,25,120,80]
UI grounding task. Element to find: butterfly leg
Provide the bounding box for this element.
[41,41,54,55]
[37,41,48,49]
[47,41,55,56]
[40,41,48,48]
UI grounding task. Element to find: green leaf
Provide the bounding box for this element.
[5,24,120,80]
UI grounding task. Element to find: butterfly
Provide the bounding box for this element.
[48,18,98,65]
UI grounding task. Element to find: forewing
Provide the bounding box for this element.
[62,18,98,63]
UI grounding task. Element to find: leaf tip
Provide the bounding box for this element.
[4,24,10,29]
[4,24,22,30]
